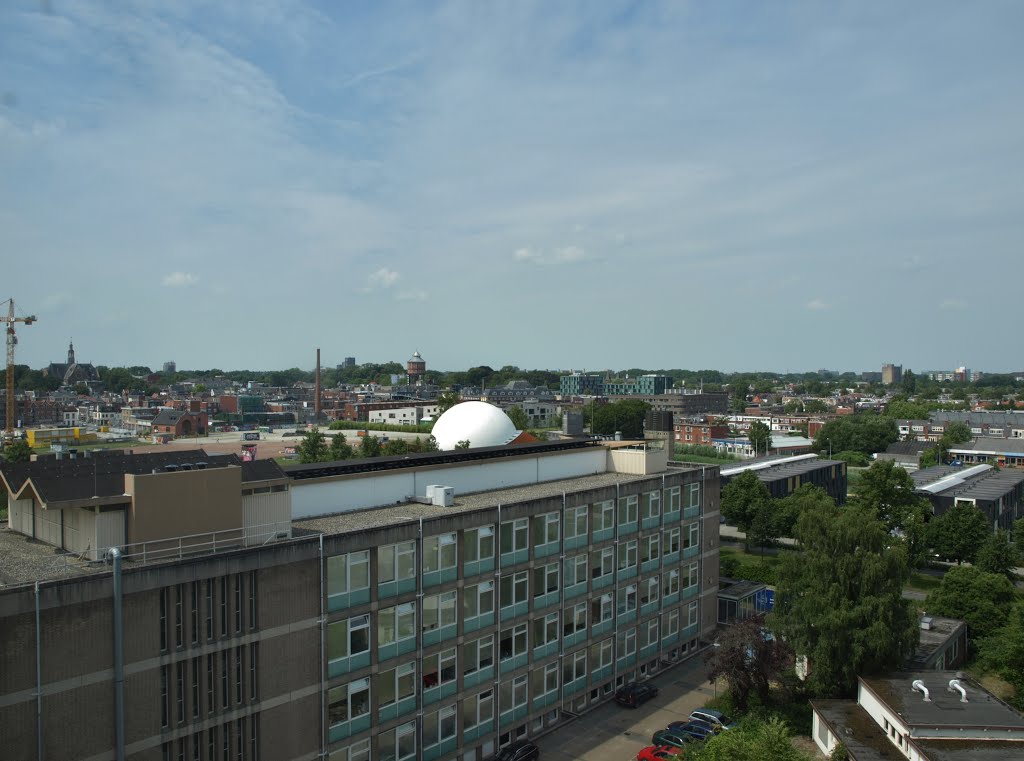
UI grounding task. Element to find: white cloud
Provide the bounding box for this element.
[162,272,199,287]
[514,247,539,261]
[513,246,585,265]
[806,298,829,311]
[396,289,428,302]
[367,267,400,289]
[940,298,968,311]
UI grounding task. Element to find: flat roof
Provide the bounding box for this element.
[812,700,908,761]
[718,578,767,599]
[949,438,1024,455]
[912,465,1024,502]
[722,456,844,483]
[861,672,1024,730]
[906,617,966,669]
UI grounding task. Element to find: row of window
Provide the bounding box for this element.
[159,572,258,653]
[329,522,700,597]
[160,645,258,728]
[161,715,259,761]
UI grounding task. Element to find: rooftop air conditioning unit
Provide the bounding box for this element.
[431,486,454,507]
[920,616,933,631]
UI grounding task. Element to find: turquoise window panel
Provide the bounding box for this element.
[463,666,494,689]
[681,623,699,639]
[592,527,614,543]
[500,549,529,567]
[463,720,494,744]
[590,664,613,683]
[563,629,587,649]
[592,575,614,591]
[423,623,457,648]
[327,588,371,613]
[533,591,559,611]
[683,585,699,601]
[534,541,559,559]
[464,557,495,577]
[663,510,680,524]
[500,705,529,728]
[327,713,371,743]
[533,691,559,710]
[422,567,458,588]
[563,678,586,697]
[662,592,680,608]
[422,680,458,706]
[683,545,700,560]
[683,506,700,519]
[640,642,659,660]
[464,612,494,634]
[564,535,587,552]
[617,523,637,536]
[379,695,417,723]
[641,516,660,531]
[423,737,458,761]
[640,559,659,574]
[641,601,660,618]
[663,551,680,566]
[564,581,587,600]
[617,566,637,581]
[500,653,528,674]
[662,631,680,646]
[533,640,558,660]
[616,609,637,625]
[378,577,417,599]
[591,619,613,638]
[377,637,416,662]
[500,602,528,622]
[327,651,370,679]
[616,653,637,670]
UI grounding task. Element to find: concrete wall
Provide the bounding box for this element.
[242,490,291,545]
[125,467,242,547]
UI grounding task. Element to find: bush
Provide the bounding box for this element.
[327,420,432,435]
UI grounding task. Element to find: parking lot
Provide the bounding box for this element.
[534,654,718,761]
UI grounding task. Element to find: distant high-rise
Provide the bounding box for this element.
[343,356,356,368]
[163,361,176,374]
[882,363,903,386]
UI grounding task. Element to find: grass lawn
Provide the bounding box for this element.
[905,571,943,594]
[675,454,741,466]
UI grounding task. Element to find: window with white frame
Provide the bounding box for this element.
[532,662,559,696]
[688,483,701,509]
[666,486,681,512]
[463,635,495,676]
[642,491,660,520]
[533,612,559,649]
[423,704,458,747]
[423,590,457,631]
[593,500,615,531]
[377,661,416,707]
[329,738,370,761]
[617,539,638,571]
[378,541,416,584]
[532,512,559,546]
[464,581,495,618]
[641,535,660,564]
[500,571,529,609]
[562,649,587,684]
[686,522,699,549]
[616,584,637,615]
[499,623,528,661]
[664,527,681,554]
[641,576,659,606]
[565,505,588,539]
[327,551,370,596]
[590,637,613,668]
[642,619,659,648]
[500,518,529,555]
[500,674,529,712]
[687,562,699,588]
[423,533,457,573]
[618,495,639,525]
[616,627,636,658]
[328,614,370,661]
[591,547,614,580]
[591,593,613,624]
[462,689,493,730]
[564,602,587,637]
[379,720,416,761]
[378,602,416,647]
[564,554,588,587]
[688,601,699,627]
[533,562,559,597]
[665,609,680,636]
[664,569,680,597]
[464,525,495,563]
[327,677,370,727]
[423,647,457,689]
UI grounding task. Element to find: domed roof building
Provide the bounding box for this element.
[430,401,519,451]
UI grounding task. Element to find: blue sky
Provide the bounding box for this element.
[2,1,1022,374]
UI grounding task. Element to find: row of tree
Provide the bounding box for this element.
[294,429,438,463]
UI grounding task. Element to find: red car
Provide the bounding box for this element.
[637,745,679,761]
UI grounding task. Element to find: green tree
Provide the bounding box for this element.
[803,399,829,414]
[976,600,1024,710]
[925,502,989,564]
[328,433,353,461]
[358,435,382,458]
[943,421,972,445]
[721,471,771,546]
[73,382,89,396]
[705,614,794,712]
[2,439,33,463]
[193,383,207,394]
[852,460,931,566]
[685,716,814,761]
[748,420,772,456]
[296,427,329,463]
[591,399,650,439]
[901,370,917,395]
[924,565,1016,642]
[382,438,409,456]
[812,414,898,457]
[975,529,1018,579]
[769,503,917,697]
[454,440,471,450]
[748,503,779,553]
[773,485,835,539]
[435,391,461,415]
[505,406,529,430]
[1014,519,1024,564]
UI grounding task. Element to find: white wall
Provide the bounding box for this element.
[243,491,292,544]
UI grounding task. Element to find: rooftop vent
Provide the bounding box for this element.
[948,679,968,703]
[180,463,194,471]
[912,680,931,702]
[920,616,933,631]
[196,461,207,470]
[164,464,179,473]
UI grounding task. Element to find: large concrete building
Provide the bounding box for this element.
[2,437,721,761]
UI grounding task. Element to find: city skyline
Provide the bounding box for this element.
[3,1,1022,371]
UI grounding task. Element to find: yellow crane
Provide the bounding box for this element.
[2,299,36,436]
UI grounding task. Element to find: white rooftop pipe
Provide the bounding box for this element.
[948,679,968,703]
[912,680,931,701]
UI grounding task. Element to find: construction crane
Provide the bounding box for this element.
[2,299,36,437]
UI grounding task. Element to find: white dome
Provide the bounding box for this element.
[431,401,518,451]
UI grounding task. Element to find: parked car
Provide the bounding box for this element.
[650,729,696,749]
[615,682,659,708]
[665,720,715,740]
[689,708,737,730]
[494,740,540,761]
[669,717,720,735]
[637,746,679,761]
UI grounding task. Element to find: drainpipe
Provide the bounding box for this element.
[318,534,326,759]
[109,547,125,761]
[35,580,43,761]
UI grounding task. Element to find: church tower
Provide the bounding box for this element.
[67,340,76,366]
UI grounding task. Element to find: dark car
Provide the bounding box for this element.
[615,682,659,708]
[494,740,540,761]
[668,717,719,736]
[650,729,695,749]
[664,721,714,741]
[690,708,737,730]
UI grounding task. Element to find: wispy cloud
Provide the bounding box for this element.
[396,289,428,302]
[514,246,586,265]
[366,267,400,290]
[162,272,199,288]
[806,298,829,311]
[940,298,968,311]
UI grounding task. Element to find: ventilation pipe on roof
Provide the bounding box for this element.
[948,679,968,703]
[912,679,931,702]
[108,547,126,761]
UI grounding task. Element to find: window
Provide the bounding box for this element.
[206,655,215,715]
[328,615,371,660]
[641,576,659,606]
[532,662,559,696]
[641,535,660,564]
[564,505,588,540]
[500,518,529,555]
[687,562,699,588]
[617,495,638,526]
[423,533,457,573]
[250,714,259,761]
[500,571,529,609]
[688,601,699,627]
[590,637,613,670]
[176,662,185,723]
[686,522,700,549]
[534,612,559,648]
[205,580,214,641]
[192,658,201,719]
[221,651,229,708]
[464,525,495,563]
[664,527,681,555]
[617,540,638,571]
[234,575,243,634]
[563,649,587,684]
[664,569,680,597]
[564,603,587,638]
[592,500,615,531]
[249,643,258,701]
[688,482,701,509]
[501,674,529,711]
[235,646,244,704]
[220,577,228,637]
[378,541,416,584]
[591,547,613,580]
[616,584,637,615]
[642,619,659,648]
[463,690,493,730]
[533,512,559,545]
[423,647,457,689]
[175,584,184,648]
[616,627,636,659]
[380,720,416,761]
[160,589,168,652]
[424,704,458,747]
[642,491,660,520]
[532,563,559,598]
[564,554,587,587]
[160,665,169,728]
[499,623,528,661]
[591,594,613,624]
[463,635,495,676]
[464,581,495,618]
[191,582,200,645]
[666,486,681,512]
[248,571,257,631]
[379,603,416,647]
[328,678,371,726]
[664,609,680,636]
[423,590,457,631]
[327,551,370,595]
[378,661,416,707]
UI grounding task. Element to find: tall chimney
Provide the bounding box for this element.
[315,348,322,423]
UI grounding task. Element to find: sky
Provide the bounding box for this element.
[2,1,1022,374]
